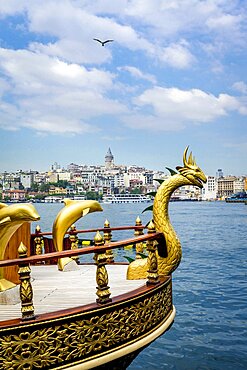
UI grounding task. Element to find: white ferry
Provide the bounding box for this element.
[103,193,152,204]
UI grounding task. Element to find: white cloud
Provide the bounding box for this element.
[123,86,247,131]
[0,0,27,15]
[0,47,126,134]
[206,13,242,30]
[29,39,111,64]
[118,66,156,83]
[159,41,196,69]
[232,81,247,95]
[0,1,246,136]
[1,1,244,70]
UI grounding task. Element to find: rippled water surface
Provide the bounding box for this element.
[33,201,247,369]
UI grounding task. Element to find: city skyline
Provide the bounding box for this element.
[0,146,245,178]
[0,1,246,175]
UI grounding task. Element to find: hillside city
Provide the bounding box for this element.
[0,148,246,203]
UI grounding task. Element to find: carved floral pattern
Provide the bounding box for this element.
[0,281,172,369]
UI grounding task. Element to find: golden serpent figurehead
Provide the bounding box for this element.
[127,147,207,280]
[52,199,103,270]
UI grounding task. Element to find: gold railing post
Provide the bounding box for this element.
[134,216,144,259]
[104,219,114,263]
[69,224,79,264]
[94,231,112,304]
[34,225,44,257]
[146,221,160,285]
[18,242,35,321]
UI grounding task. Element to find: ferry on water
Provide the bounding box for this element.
[103,193,152,204]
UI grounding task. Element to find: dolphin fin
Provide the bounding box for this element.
[0,216,11,225]
[0,203,8,209]
[82,208,90,217]
[63,198,74,206]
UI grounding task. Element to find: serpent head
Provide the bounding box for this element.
[176,146,207,188]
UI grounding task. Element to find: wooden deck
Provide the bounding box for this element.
[0,264,145,322]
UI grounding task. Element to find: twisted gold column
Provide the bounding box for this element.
[104,219,114,263]
[134,216,144,259]
[34,225,44,257]
[18,242,35,321]
[94,231,112,304]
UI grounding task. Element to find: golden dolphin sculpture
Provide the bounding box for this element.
[52,199,103,270]
[0,202,40,291]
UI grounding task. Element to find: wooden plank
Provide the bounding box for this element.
[3,223,31,284]
[0,265,146,322]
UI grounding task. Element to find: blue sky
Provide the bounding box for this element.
[0,0,246,176]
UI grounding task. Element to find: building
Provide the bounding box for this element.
[201,176,217,200]
[20,173,34,189]
[217,176,236,199]
[233,177,245,194]
[2,189,26,201]
[105,148,114,169]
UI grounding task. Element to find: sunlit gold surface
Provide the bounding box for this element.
[94,231,112,304]
[18,242,35,320]
[0,203,40,289]
[52,199,103,270]
[0,278,173,369]
[127,147,207,279]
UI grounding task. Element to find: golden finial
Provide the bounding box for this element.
[147,220,155,233]
[94,230,104,246]
[104,219,110,228]
[35,225,41,233]
[135,216,142,226]
[18,242,27,258]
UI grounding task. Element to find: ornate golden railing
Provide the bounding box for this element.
[0,227,165,322]
[30,216,146,261]
[0,222,174,370]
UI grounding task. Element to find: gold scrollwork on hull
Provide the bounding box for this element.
[0,280,172,370]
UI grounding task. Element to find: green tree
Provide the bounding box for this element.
[39,183,50,192]
[130,188,141,194]
[86,191,102,200]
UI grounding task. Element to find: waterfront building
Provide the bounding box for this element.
[201,176,217,200]
[20,173,34,189]
[2,189,26,201]
[114,172,126,189]
[1,149,246,201]
[48,186,67,196]
[217,176,236,199]
[233,177,245,194]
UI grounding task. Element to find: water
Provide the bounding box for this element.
[32,201,247,369]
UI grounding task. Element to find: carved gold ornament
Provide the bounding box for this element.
[0,280,172,369]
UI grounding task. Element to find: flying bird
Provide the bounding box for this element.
[93,38,114,46]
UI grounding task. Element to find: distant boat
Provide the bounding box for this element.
[225,191,247,203]
[102,193,152,204]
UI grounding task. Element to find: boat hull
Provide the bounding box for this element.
[0,277,174,369]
